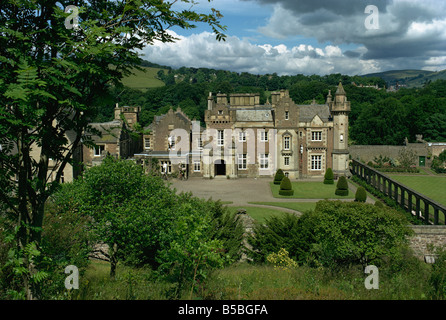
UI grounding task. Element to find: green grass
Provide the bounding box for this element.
[200,262,432,300]
[248,201,317,213]
[121,66,166,91]
[388,175,446,207]
[270,181,355,199]
[75,260,171,300]
[227,206,290,223]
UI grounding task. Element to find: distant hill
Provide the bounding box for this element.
[361,69,446,88]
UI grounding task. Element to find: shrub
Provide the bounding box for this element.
[355,186,367,202]
[274,169,285,185]
[266,248,298,270]
[429,247,446,299]
[323,168,334,184]
[250,200,413,269]
[374,200,384,207]
[335,176,349,196]
[279,176,294,196]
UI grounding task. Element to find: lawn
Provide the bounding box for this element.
[270,181,355,199]
[248,201,317,213]
[388,175,446,207]
[227,206,290,223]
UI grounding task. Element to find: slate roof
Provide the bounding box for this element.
[298,104,332,122]
[235,107,274,122]
[88,120,122,143]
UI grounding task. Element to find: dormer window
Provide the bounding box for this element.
[218,110,223,115]
[168,135,176,150]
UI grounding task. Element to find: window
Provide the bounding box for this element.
[168,135,176,150]
[161,161,172,173]
[259,153,269,169]
[94,145,105,157]
[340,134,344,142]
[238,154,247,170]
[284,156,290,166]
[239,131,246,142]
[217,130,224,146]
[285,172,289,178]
[144,138,151,149]
[196,138,203,150]
[311,155,322,170]
[284,136,290,150]
[285,111,289,120]
[260,131,268,142]
[311,131,322,141]
[218,110,223,115]
[194,161,201,172]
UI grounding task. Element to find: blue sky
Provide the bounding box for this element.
[140,0,446,76]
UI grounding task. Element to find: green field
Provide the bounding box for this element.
[388,175,446,206]
[121,66,166,91]
[248,201,317,213]
[270,181,355,199]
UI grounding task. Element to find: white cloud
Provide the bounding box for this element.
[140,30,382,75]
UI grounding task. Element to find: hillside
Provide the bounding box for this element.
[362,69,446,88]
[121,66,167,91]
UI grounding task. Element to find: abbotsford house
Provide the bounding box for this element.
[84,82,352,180]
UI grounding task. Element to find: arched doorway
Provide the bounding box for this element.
[214,159,226,176]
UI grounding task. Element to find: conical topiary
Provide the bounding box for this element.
[355,186,367,202]
[274,169,285,185]
[279,176,294,196]
[335,176,349,196]
[324,168,334,184]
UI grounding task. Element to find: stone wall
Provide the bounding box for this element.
[349,144,429,164]
[409,225,446,262]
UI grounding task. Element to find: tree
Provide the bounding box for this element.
[279,176,294,196]
[335,176,349,196]
[309,200,412,268]
[0,0,226,300]
[397,147,417,168]
[323,168,334,184]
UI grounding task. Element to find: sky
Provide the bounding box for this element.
[139,0,446,76]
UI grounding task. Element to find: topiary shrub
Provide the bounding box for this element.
[335,176,349,196]
[279,176,294,196]
[323,168,334,184]
[274,169,285,185]
[355,186,367,202]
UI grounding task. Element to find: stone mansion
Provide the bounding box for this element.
[131,82,351,179]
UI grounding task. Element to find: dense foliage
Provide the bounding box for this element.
[249,200,413,269]
[1,158,244,299]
